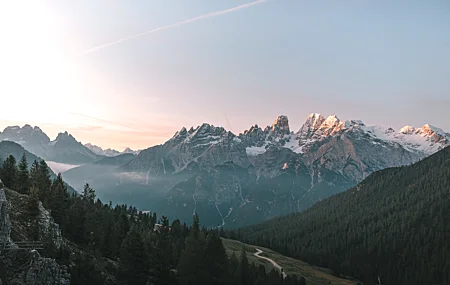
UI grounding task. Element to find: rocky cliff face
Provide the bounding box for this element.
[0,180,14,246]
[0,184,70,284]
[5,250,71,285]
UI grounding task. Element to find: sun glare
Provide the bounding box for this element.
[0,2,87,125]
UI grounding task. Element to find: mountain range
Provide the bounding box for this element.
[84,143,140,157]
[1,114,449,228]
[0,125,139,165]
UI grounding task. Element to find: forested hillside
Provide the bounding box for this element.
[0,154,306,285]
[225,146,450,285]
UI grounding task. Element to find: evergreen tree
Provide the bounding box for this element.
[149,216,176,285]
[49,173,69,229]
[29,160,40,187]
[236,246,249,285]
[118,225,149,285]
[0,155,17,188]
[203,232,230,285]
[15,153,29,194]
[81,183,96,206]
[36,160,52,206]
[177,214,207,285]
[66,198,86,244]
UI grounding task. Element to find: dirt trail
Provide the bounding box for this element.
[254,248,287,278]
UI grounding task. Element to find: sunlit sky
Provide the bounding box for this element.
[0,0,449,150]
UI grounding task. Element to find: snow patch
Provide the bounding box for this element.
[246,145,267,156]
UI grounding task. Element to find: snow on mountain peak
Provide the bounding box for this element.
[400,126,416,134]
[419,124,446,137]
[321,114,341,128]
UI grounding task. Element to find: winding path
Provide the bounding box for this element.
[254,248,287,278]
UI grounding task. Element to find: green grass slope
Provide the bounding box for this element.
[222,238,361,285]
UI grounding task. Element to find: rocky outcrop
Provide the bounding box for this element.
[0,184,70,284]
[37,201,64,249]
[268,115,290,136]
[9,250,70,285]
[0,180,14,246]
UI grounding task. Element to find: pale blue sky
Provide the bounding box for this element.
[0,0,449,149]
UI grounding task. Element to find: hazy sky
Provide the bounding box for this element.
[1,0,449,150]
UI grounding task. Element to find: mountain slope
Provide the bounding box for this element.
[225,146,450,285]
[0,141,77,194]
[0,140,41,164]
[0,126,102,164]
[46,131,101,164]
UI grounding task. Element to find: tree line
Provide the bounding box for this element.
[0,154,307,285]
[223,147,450,285]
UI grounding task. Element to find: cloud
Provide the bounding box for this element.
[83,0,269,54]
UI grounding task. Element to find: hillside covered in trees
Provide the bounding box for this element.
[224,146,450,285]
[0,154,306,285]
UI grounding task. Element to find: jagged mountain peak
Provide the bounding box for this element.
[298,113,326,135]
[270,115,290,134]
[243,124,263,136]
[398,124,448,140]
[54,131,76,142]
[3,125,21,132]
[171,123,229,143]
[419,124,447,137]
[308,112,324,119]
[2,124,47,135]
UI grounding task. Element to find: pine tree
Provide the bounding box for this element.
[15,153,30,194]
[66,198,86,244]
[203,232,230,285]
[81,183,96,206]
[49,174,69,229]
[36,160,52,206]
[0,155,17,188]
[149,216,176,285]
[237,246,249,285]
[118,225,149,285]
[177,214,207,285]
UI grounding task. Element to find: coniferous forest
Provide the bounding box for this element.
[224,147,450,285]
[0,154,306,285]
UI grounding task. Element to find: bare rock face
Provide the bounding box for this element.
[0,185,70,284]
[37,201,64,249]
[0,180,13,244]
[269,115,290,136]
[10,250,71,285]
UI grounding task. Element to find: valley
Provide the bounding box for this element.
[1,114,449,229]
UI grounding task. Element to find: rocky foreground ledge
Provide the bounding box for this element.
[0,179,70,285]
